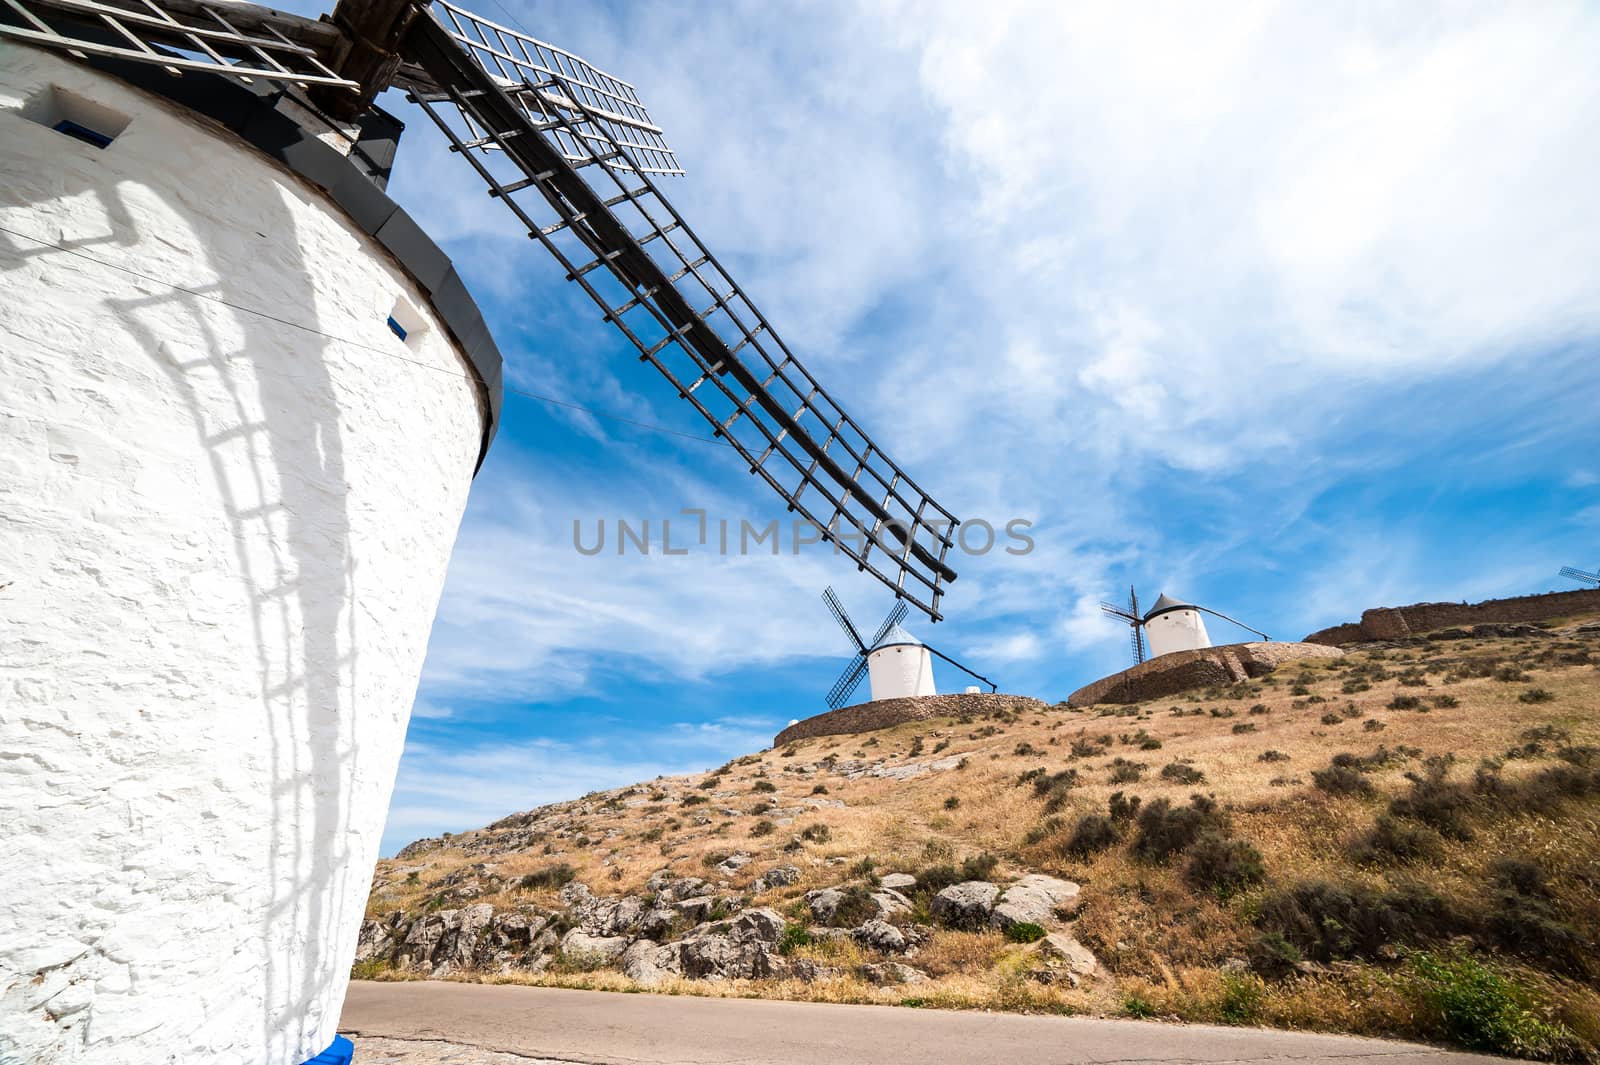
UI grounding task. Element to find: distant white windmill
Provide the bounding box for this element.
[1142,593,1212,658]
[1100,586,1270,665]
[867,622,938,701]
[821,587,995,706]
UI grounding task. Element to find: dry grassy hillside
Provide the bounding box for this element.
[361,616,1600,1061]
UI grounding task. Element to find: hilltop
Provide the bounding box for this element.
[356,615,1600,1062]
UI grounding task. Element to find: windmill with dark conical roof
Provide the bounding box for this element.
[1101,586,1271,666]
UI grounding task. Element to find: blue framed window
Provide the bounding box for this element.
[53,118,114,149]
[386,315,408,341]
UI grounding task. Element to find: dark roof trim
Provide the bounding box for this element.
[1144,593,1198,623]
[24,31,504,473]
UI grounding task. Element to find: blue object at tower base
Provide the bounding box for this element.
[300,1035,354,1064]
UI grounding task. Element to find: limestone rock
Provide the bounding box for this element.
[649,873,709,904]
[609,895,648,935]
[560,929,628,965]
[788,958,842,982]
[475,911,547,969]
[636,906,678,940]
[674,895,721,922]
[674,928,781,980]
[991,875,1081,929]
[752,865,800,893]
[930,881,998,930]
[355,912,407,963]
[853,919,906,953]
[862,961,927,986]
[879,873,916,890]
[1027,967,1077,987]
[734,907,786,945]
[716,851,753,875]
[805,888,846,923]
[1036,932,1097,977]
[620,940,677,986]
[870,888,912,919]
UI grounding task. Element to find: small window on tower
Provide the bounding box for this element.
[19,86,130,149]
[385,296,428,350]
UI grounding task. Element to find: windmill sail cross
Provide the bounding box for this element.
[400,3,960,619]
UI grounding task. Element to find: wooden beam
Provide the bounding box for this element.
[313,0,419,119]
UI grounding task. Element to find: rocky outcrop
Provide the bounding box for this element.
[357,869,1094,990]
[774,692,1049,746]
[991,875,1081,929]
[863,961,927,985]
[1067,642,1344,707]
[750,865,800,893]
[930,881,999,930]
[1037,932,1098,976]
[853,919,907,953]
[359,903,553,975]
[671,907,788,981]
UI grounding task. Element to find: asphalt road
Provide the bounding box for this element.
[341,981,1512,1065]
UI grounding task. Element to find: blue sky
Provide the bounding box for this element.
[294,0,1600,854]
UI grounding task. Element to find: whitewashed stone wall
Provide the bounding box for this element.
[0,46,485,1064]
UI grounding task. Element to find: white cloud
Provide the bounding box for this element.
[418,446,864,703]
[964,631,1042,663]
[410,699,454,720]
[398,0,1599,738]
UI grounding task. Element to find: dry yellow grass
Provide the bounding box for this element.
[366,618,1600,1059]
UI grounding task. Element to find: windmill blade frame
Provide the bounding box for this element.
[0,0,358,90]
[2,0,964,619]
[826,653,870,710]
[1099,585,1146,666]
[401,6,960,620]
[1560,566,1600,586]
[427,0,683,176]
[1099,601,1138,623]
[822,585,867,652]
[866,600,910,650]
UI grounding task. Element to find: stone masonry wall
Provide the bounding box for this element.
[1067,642,1345,707]
[774,692,1048,747]
[1304,588,1600,645]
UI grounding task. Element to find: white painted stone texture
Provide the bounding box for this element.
[867,644,936,702]
[1144,607,1212,659]
[0,47,485,1064]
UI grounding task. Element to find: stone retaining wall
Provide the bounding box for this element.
[1066,642,1344,707]
[774,692,1048,747]
[1304,588,1600,645]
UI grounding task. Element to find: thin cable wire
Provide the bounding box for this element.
[0,222,726,448]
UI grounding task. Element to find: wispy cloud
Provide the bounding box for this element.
[355,0,1600,848]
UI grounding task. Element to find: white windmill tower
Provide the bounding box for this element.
[0,4,964,1061]
[821,587,994,707]
[867,622,938,700]
[1101,586,1270,665]
[1141,593,1212,658]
